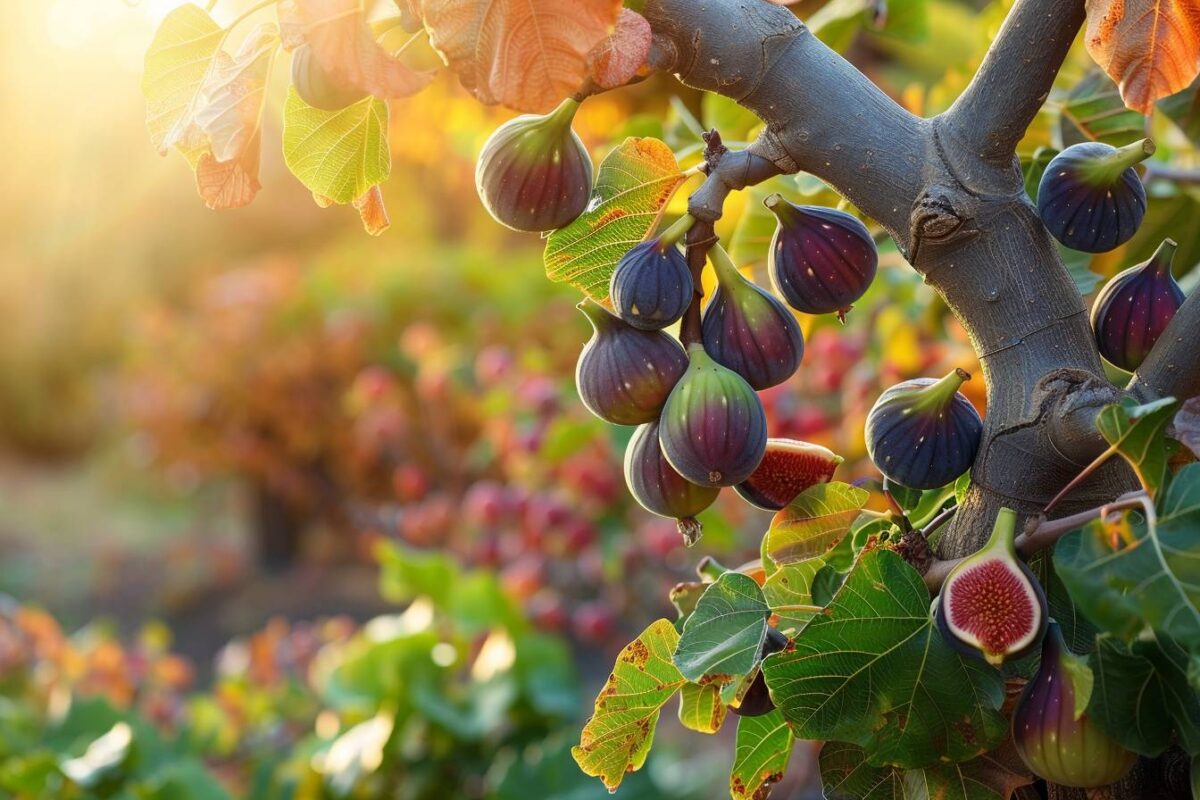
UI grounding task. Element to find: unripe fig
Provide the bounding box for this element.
[935,508,1047,666]
[659,344,768,488]
[766,194,878,321]
[1037,139,1153,253]
[730,628,788,718]
[1013,622,1136,788]
[291,44,369,111]
[734,439,842,511]
[702,244,804,390]
[864,368,983,490]
[624,421,720,547]
[1091,239,1186,372]
[475,99,593,232]
[575,300,688,426]
[610,219,694,331]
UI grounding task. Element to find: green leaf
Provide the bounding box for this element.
[1021,146,1058,203]
[678,682,727,734]
[1047,560,1098,655]
[763,550,1007,768]
[820,742,1032,800]
[674,573,770,684]
[282,89,390,205]
[1095,397,1179,498]
[730,710,793,800]
[141,4,225,156]
[702,94,762,143]
[763,483,870,571]
[1159,79,1200,146]
[1060,70,1147,147]
[573,619,688,793]
[1090,632,1200,755]
[544,138,686,302]
[1057,244,1103,296]
[809,0,928,53]
[763,559,825,632]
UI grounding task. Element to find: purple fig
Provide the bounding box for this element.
[734,439,842,511]
[659,344,768,488]
[610,230,694,331]
[291,44,369,111]
[702,244,804,390]
[730,628,788,718]
[1037,139,1152,253]
[1091,238,1185,372]
[935,508,1047,666]
[1013,622,1136,788]
[476,99,593,232]
[864,368,983,490]
[766,194,878,321]
[575,300,688,426]
[624,421,720,546]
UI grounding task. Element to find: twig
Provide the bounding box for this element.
[919,504,959,539]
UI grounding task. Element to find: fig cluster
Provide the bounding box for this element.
[1091,239,1186,372]
[1037,139,1152,253]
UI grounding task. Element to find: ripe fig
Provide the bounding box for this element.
[864,368,983,490]
[290,44,369,111]
[1091,238,1186,372]
[575,300,688,426]
[659,344,768,488]
[766,194,878,321]
[624,421,720,547]
[702,244,805,390]
[475,98,593,232]
[730,628,788,718]
[734,439,842,511]
[610,217,695,331]
[1013,622,1136,788]
[1037,139,1153,253]
[935,508,1047,666]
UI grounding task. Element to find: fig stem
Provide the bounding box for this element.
[709,242,743,285]
[1084,138,1155,185]
[545,97,582,129]
[1147,238,1178,276]
[657,214,697,250]
[696,555,732,582]
[912,368,971,411]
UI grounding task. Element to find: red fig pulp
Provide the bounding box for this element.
[734,439,842,511]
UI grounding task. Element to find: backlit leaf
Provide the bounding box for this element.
[194,24,278,163]
[678,681,727,734]
[730,710,793,800]
[282,89,390,205]
[1095,396,1179,498]
[763,550,1006,768]
[763,558,825,632]
[141,4,225,155]
[1059,70,1146,147]
[674,573,770,685]
[820,742,1031,800]
[544,138,686,302]
[763,482,870,570]
[573,619,687,793]
[195,134,262,210]
[353,186,391,236]
[588,8,652,90]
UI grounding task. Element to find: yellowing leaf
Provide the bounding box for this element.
[1084,0,1200,113]
[194,24,279,163]
[764,482,870,569]
[293,0,435,98]
[678,681,727,734]
[544,138,685,302]
[141,4,225,155]
[588,8,653,90]
[354,186,391,236]
[730,711,793,800]
[196,133,262,210]
[573,619,687,793]
[282,89,390,205]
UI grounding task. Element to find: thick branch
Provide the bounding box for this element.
[1128,289,1200,403]
[942,0,1085,165]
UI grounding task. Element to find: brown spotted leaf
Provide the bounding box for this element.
[678,681,728,734]
[544,137,685,302]
[294,0,435,98]
[589,8,653,90]
[763,482,869,570]
[1084,0,1200,113]
[573,619,687,793]
[730,710,793,800]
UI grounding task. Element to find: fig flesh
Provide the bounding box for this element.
[1091,238,1186,372]
[659,344,768,488]
[1037,139,1152,253]
[291,44,369,111]
[624,421,720,547]
[702,244,804,390]
[475,99,593,232]
[575,300,688,426]
[935,508,1047,666]
[864,368,983,490]
[1013,622,1136,788]
[610,238,693,331]
[734,439,842,511]
[766,194,878,320]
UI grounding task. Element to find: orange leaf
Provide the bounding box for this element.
[294,0,435,98]
[1084,0,1200,114]
[353,185,391,235]
[196,133,263,210]
[589,8,653,90]
[417,0,490,100]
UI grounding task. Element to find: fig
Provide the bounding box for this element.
[475,99,593,232]
[624,421,720,547]
[291,44,369,111]
[575,300,688,426]
[659,344,768,488]
[766,194,878,321]
[730,628,788,718]
[610,218,695,331]
[1037,139,1153,253]
[701,244,805,390]
[935,508,1047,666]
[1091,238,1185,372]
[734,439,842,511]
[864,368,983,490]
[1013,622,1136,788]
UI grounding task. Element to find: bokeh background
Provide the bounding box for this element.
[0,0,1195,797]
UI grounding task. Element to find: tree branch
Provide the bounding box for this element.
[942,0,1086,165]
[1128,289,1200,403]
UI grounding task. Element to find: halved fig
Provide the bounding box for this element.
[733,439,842,511]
